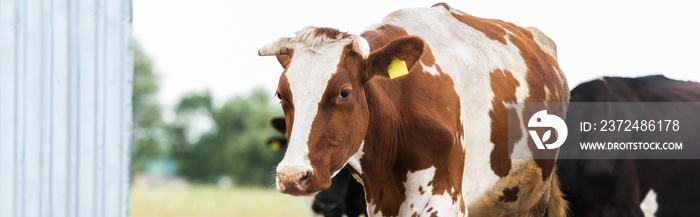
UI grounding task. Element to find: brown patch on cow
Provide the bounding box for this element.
[414,48,465,206]
[411,212,419,217]
[468,162,549,216]
[498,186,520,202]
[275,54,291,68]
[507,107,522,157]
[430,211,438,217]
[437,3,533,45]
[533,159,555,180]
[489,69,520,177]
[361,26,410,51]
[313,27,349,39]
[431,2,451,10]
[426,207,433,213]
[277,73,295,140]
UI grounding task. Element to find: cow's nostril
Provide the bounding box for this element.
[299,170,311,186]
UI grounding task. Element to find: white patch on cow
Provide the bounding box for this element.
[526,27,558,60]
[276,27,354,177]
[514,72,530,103]
[367,201,384,217]
[641,189,658,217]
[448,8,465,16]
[346,141,365,175]
[381,5,537,208]
[398,166,464,217]
[509,103,533,160]
[504,28,513,36]
[420,61,441,76]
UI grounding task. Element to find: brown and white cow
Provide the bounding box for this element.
[259,3,569,217]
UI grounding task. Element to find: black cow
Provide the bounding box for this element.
[312,167,366,217]
[267,117,367,217]
[558,75,700,217]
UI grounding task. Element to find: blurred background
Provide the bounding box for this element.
[128,0,699,216]
[129,42,300,217]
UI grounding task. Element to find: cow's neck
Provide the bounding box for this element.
[342,27,410,216]
[347,26,467,216]
[354,79,404,215]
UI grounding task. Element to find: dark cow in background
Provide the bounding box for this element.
[268,117,367,217]
[558,75,700,217]
[266,117,288,152]
[312,167,366,217]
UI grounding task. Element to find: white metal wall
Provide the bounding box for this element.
[0,0,133,216]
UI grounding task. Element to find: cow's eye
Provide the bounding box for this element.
[339,90,351,100]
[275,92,282,100]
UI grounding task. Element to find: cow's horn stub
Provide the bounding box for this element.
[258,37,291,56]
[351,35,370,59]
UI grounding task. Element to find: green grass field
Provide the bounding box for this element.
[130,186,311,217]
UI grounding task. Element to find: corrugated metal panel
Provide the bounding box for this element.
[0,0,133,216]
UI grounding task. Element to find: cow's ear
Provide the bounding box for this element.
[364,36,424,82]
[270,117,286,134]
[276,54,291,68]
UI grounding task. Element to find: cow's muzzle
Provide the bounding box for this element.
[276,168,312,195]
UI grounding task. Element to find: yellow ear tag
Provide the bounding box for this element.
[269,141,281,151]
[387,57,409,79]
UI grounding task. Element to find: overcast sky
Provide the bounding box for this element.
[134,0,700,106]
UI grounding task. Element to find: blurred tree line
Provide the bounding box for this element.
[132,42,284,186]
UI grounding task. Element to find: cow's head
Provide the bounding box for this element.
[259,26,424,195]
